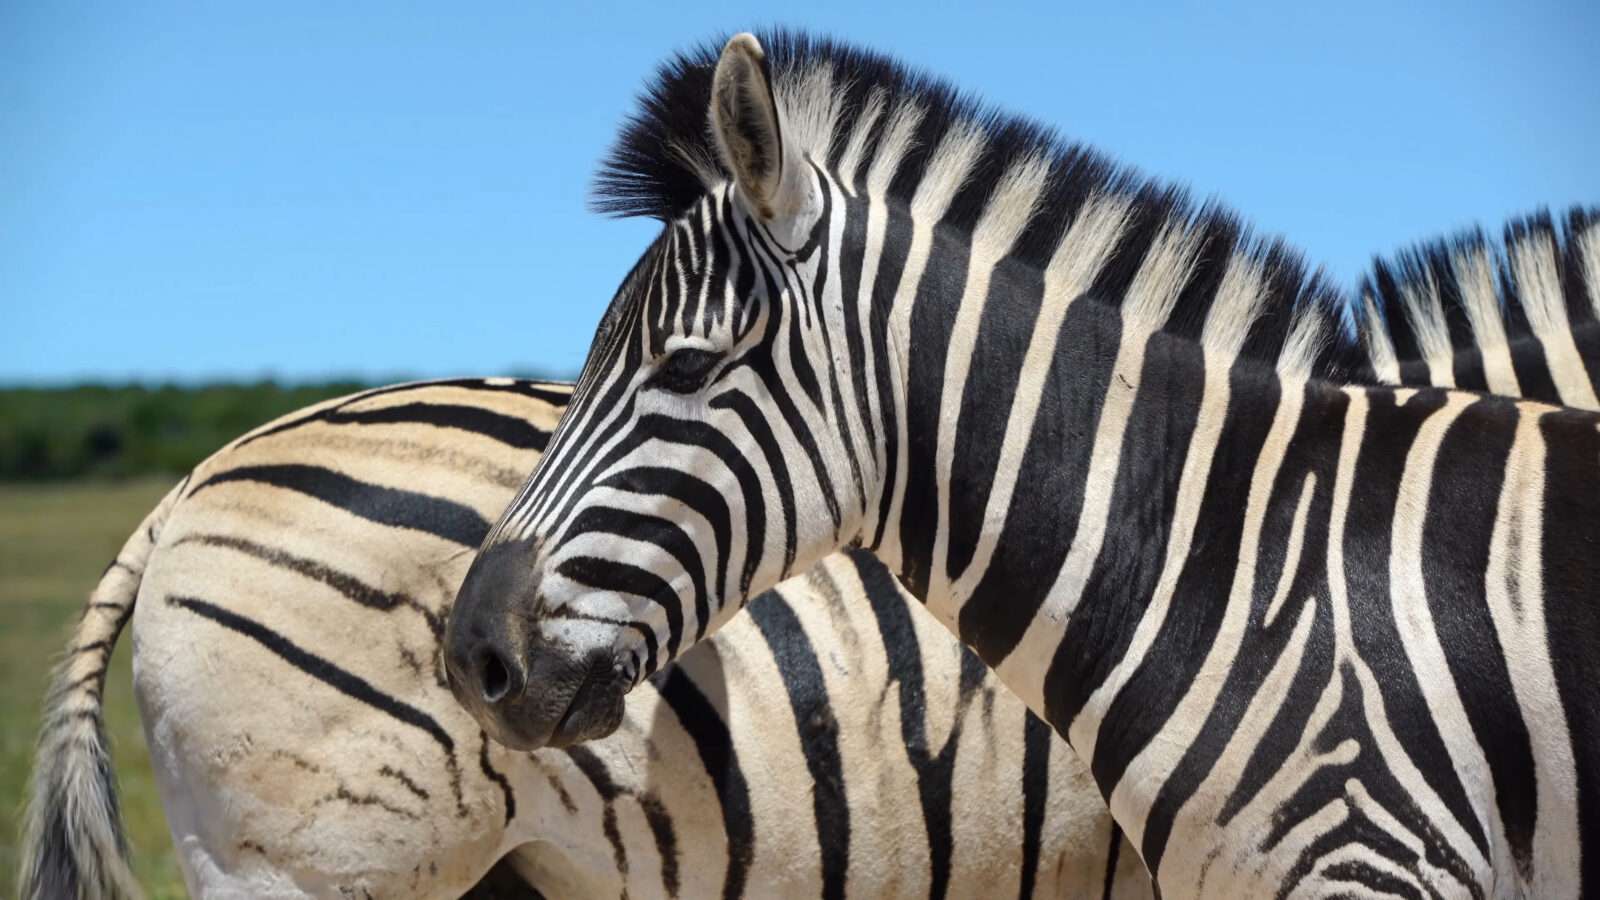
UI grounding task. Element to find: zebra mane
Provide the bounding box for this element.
[593,29,1364,379]
[1356,206,1600,385]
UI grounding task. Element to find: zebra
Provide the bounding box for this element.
[1357,216,1600,409]
[18,226,1579,900]
[443,31,1600,899]
[19,378,1151,899]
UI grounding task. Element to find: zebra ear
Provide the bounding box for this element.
[709,33,790,220]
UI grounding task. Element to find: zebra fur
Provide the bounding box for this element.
[20,378,1150,899]
[448,30,1600,899]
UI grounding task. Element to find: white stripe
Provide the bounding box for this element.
[1399,273,1455,388]
[1577,217,1600,321]
[1160,593,1317,894]
[1452,246,1521,397]
[878,118,984,571]
[1263,472,1317,629]
[856,100,925,560]
[833,88,885,197]
[1512,233,1599,409]
[1386,392,1502,855]
[1325,387,1492,885]
[1360,293,1402,384]
[1489,406,1579,898]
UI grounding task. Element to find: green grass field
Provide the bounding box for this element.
[1,479,189,898]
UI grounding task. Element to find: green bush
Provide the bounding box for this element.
[0,381,370,481]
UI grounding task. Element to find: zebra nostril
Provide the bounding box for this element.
[476,646,522,705]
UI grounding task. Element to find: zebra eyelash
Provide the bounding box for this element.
[649,347,724,394]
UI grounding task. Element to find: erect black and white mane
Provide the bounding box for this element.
[589,31,1600,397]
[1359,207,1600,399]
[590,30,1366,381]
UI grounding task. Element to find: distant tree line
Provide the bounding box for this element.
[0,381,372,480]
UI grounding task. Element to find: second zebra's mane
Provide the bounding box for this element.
[591,30,1365,381]
[1358,207,1600,390]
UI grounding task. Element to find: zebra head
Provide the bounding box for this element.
[446,34,871,749]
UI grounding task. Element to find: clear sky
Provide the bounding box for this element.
[4,2,1596,385]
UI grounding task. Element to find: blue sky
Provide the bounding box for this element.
[3,2,1596,384]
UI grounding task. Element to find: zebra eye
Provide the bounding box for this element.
[652,348,722,393]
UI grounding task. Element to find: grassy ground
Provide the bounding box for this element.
[0,478,188,897]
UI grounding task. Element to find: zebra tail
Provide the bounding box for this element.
[17,481,185,900]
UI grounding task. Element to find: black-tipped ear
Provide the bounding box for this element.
[710,33,785,219]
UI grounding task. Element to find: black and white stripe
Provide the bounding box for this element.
[447,31,1600,898]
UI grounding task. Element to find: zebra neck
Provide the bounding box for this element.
[865,287,1582,874]
[870,265,1285,661]
[866,280,1337,723]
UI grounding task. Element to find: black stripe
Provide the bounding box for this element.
[634,416,767,597]
[561,739,680,897]
[638,792,682,899]
[850,549,960,900]
[798,170,868,516]
[958,296,1120,663]
[563,506,709,647]
[747,590,851,900]
[1506,336,1562,406]
[310,401,550,450]
[1450,346,1489,394]
[598,466,732,637]
[863,196,912,551]
[897,213,972,599]
[710,390,799,578]
[1138,378,1336,871]
[174,532,441,634]
[1318,860,1425,900]
[1540,407,1600,897]
[1100,823,1123,900]
[524,308,644,527]
[1017,712,1051,900]
[566,745,630,892]
[946,252,1046,582]
[1075,360,1272,858]
[654,663,754,900]
[376,765,430,801]
[1336,390,1488,858]
[166,594,454,753]
[190,464,490,548]
[742,237,846,539]
[478,735,516,827]
[834,190,879,462]
[235,378,568,448]
[555,557,683,665]
[1270,664,1465,899]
